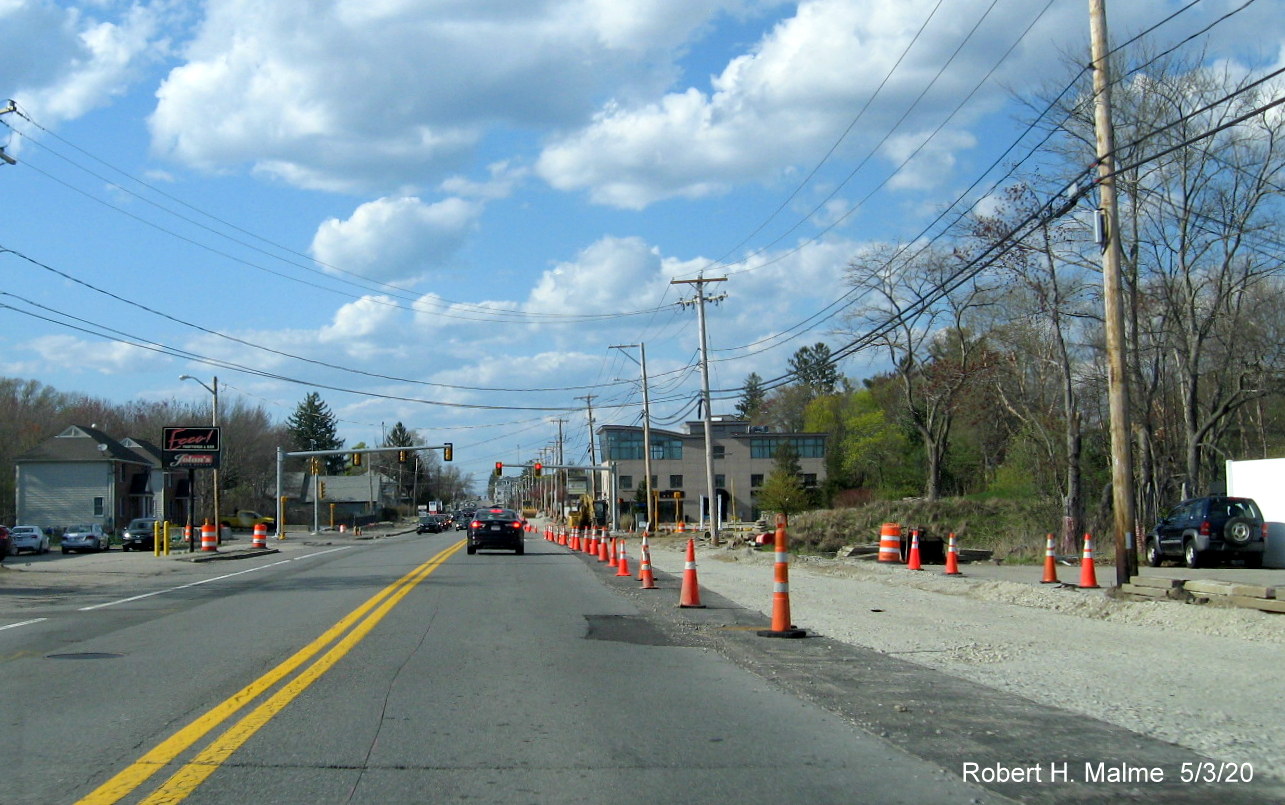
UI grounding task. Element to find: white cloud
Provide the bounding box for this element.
[525,235,680,314]
[310,196,483,284]
[535,0,1087,208]
[3,0,169,126]
[147,0,751,192]
[884,128,977,190]
[21,334,166,374]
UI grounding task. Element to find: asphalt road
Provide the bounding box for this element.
[3,527,1281,804]
[2,530,994,804]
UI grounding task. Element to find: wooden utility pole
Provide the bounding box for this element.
[673,275,727,545]
[575,395,598,500]
[611,343,657,532]
[1090,0,1137,585]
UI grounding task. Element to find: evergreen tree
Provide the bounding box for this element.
[382,422,419,505]
[286,392,345,474]
[735,372,766,421]
[788,343,840,396]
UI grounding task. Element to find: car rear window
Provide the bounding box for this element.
[1223,499,1262,519]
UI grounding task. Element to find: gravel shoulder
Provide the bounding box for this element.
[646,537,1284,776]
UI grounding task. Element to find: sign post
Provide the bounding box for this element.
[163,427,221,553]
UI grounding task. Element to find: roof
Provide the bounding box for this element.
[16,424,153,466]
[285,471,397,503]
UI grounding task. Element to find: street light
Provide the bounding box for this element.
[179,374,219,542]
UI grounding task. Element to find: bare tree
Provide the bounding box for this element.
[844,244,994,500]
[970,183,1098,552]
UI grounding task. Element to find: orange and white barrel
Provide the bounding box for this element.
[878,522,902,563]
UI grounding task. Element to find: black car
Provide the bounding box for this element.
[415,515,445,534]
[1147,495,1267,568]
[121,517,160,551]
[466,507,525,555]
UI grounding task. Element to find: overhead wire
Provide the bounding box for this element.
[2,107,679,325]
[702,0,1263,370]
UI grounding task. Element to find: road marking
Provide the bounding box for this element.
[77,546,352,611]
[0,618,48,632]
[76,540,464,805]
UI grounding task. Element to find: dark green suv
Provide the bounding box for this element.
[1147,496,1266,569]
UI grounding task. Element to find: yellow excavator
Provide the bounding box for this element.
[566,494,608,529]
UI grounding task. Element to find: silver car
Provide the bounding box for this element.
[9,525,49,555]
[61,524,110,554]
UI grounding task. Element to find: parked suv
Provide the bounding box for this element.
[1147,495,1266,569]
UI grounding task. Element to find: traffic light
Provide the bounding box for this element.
[398,450,408,463]
[352,452,362,467]
[319,481,327,499]
[443,442,453,462]
[494,461,503,477]
[533,462,542,477]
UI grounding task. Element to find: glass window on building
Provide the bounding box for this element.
[750,436,826,459]
[801,473,818,488]
[751,474,764,488]
[605,430,684,460]
[669,474,683,488]
[714,474,725,487]
[620,475,633,490]
[93,496,104,516]
[712,445,725,459]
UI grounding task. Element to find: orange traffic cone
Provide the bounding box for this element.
[943,532,961,575]
[597,531,610,563]
[1040,533,1060,583]
[639,532,658,589]
[758,514,806,638]
[608,536,618,566]
[907,528,923,570]
[679,538,705,608]
[1078,533,1100,589]
[616,539,632,577]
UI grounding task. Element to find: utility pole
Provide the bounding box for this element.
[553,418,566,518]
[1090,0,1137,585]
[611,343,656,532]
[673,275,727,545]
[575,395,597,501]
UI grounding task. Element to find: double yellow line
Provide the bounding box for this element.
[79,540,464,805]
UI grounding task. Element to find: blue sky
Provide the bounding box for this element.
[1,0,1280,486]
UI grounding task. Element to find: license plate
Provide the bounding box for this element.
[489,524,500,531]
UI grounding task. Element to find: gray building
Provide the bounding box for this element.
[598,417,827,525]
[14,424,174,532]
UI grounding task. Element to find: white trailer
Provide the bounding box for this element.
[1225,458,1285,568]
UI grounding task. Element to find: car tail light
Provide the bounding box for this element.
[1199,520,1211,536]
[512,521,523,529]
[470,520,481,529]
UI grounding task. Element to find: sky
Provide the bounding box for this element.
[1,0,1281,488]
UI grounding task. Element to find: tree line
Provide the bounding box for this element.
[739,53,1285,552]
[0,381,472,524]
